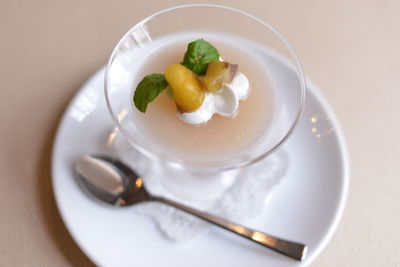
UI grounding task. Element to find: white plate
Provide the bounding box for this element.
[52,68,349,267]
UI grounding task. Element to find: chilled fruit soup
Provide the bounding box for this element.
[131,32,275,160]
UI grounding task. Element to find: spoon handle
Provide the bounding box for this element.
[152,196,307,261]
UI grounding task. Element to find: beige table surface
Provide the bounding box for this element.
[1,0,400,266]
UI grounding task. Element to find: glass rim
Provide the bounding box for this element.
[104,4,306,172]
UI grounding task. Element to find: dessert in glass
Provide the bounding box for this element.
[104,4,305,200]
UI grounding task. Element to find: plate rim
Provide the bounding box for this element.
[301,79,350,265]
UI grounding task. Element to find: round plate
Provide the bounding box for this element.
[52,68,349,267]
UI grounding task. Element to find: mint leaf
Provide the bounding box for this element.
[182,39,219,75]
[133,74,168,113]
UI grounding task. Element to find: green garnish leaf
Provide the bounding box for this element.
[181,39,220,75]
[133,74,168,113]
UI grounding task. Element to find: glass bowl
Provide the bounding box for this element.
[104,4,305,173]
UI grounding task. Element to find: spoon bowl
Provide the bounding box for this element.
[76,155,150,206]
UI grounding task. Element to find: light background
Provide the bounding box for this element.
[1,0,399,266]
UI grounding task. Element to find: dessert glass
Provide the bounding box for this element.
[104,4,305,198]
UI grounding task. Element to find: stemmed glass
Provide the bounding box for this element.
[104,4,305,198]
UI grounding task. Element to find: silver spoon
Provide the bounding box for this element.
[75,155,307,261]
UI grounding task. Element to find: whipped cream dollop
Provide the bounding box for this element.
[179,72,249,124]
